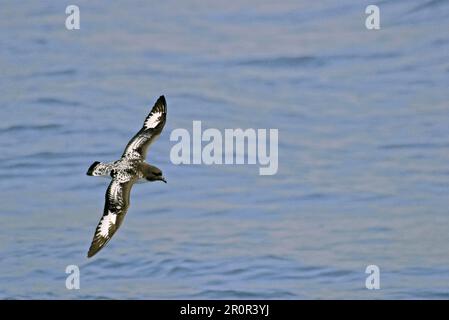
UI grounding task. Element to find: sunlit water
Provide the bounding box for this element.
[1,0,449,299]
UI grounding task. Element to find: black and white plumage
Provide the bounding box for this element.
[86,95,167,258]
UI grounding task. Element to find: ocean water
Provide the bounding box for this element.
[1,0,449,299]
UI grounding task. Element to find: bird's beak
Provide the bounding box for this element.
[161,177,167,183]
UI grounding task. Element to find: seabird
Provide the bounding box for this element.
[86,95,167,258]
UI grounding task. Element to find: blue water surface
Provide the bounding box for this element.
[0,0,448,299]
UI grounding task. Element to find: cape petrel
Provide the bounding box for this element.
[86,95,167,258]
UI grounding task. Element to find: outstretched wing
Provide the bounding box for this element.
[87,178,135,258]
[122,95,167,160]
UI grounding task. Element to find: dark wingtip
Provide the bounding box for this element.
[87,246,98,258]
[86,161,100,176]
[158,95,166,106]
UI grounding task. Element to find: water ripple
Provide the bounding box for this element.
[0,124,61,133]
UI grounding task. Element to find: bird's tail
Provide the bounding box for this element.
[86,161,112,177]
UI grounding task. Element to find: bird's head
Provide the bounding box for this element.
[146,168,167,183]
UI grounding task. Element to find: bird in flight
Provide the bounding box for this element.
[86,95,167,258]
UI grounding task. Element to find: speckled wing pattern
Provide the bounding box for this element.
[122,95,167,160]
[87,177,134,258]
